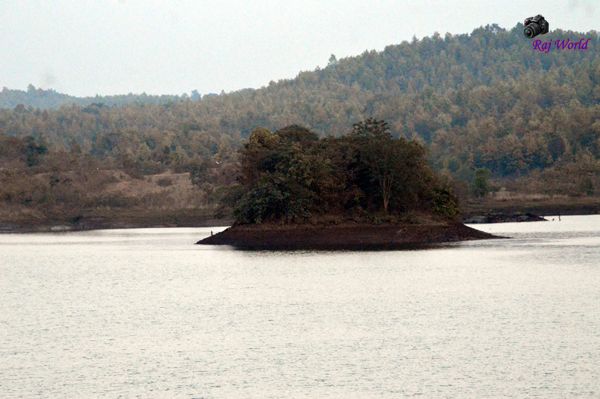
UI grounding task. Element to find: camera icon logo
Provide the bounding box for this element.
[524,15,549,38]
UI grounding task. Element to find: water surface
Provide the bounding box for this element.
[1,216,599,398]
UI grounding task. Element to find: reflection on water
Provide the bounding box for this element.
[1,216,600,398]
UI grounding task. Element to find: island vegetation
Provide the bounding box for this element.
[231,120,458,223]
[199,120,495,249]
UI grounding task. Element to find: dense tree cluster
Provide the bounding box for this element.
[1,24,599,218]
[231,121,458,224]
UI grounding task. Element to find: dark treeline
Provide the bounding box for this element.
[231,121,458,224]
[1,24,599,220]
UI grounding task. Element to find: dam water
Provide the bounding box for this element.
[1,215,599,397]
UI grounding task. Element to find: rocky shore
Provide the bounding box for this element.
[197,222,498,250]
[463,212,547,224]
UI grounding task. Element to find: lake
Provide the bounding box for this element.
[1,215,600,398]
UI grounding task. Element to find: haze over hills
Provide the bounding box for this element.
[1,23,599,227]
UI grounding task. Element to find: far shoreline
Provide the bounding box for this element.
[1,201,598,234]
[0,211,233,234]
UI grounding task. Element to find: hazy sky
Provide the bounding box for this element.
[0,0,597,96]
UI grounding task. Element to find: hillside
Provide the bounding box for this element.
[1,23,599,227]
[0,86,188,109]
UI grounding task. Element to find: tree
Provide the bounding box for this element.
[351,118,391,139]
[191,90,201,101]
[24,136,48,167]
[472,168,491,198]
[350,118,428,213]
[189,159,211,187]
[328,54,338,66]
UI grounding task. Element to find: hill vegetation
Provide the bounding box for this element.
[0,85,188,109]
[1,23,599,227]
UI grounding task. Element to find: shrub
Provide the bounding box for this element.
[157,177,173,187]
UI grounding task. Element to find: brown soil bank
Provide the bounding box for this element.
[462,196,600,218]
[0,207,229,233]
[197,222,498,250]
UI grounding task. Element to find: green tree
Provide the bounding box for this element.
[24,136,48,167]
[472,168,491,198]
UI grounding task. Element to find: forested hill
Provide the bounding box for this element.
[1,23,600,209]
[0,85,188,109]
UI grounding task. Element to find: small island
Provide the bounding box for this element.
[198,120,497,250]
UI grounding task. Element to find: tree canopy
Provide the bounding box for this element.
[232,121,459,224]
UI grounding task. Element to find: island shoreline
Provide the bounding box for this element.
[196,222,501,251]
